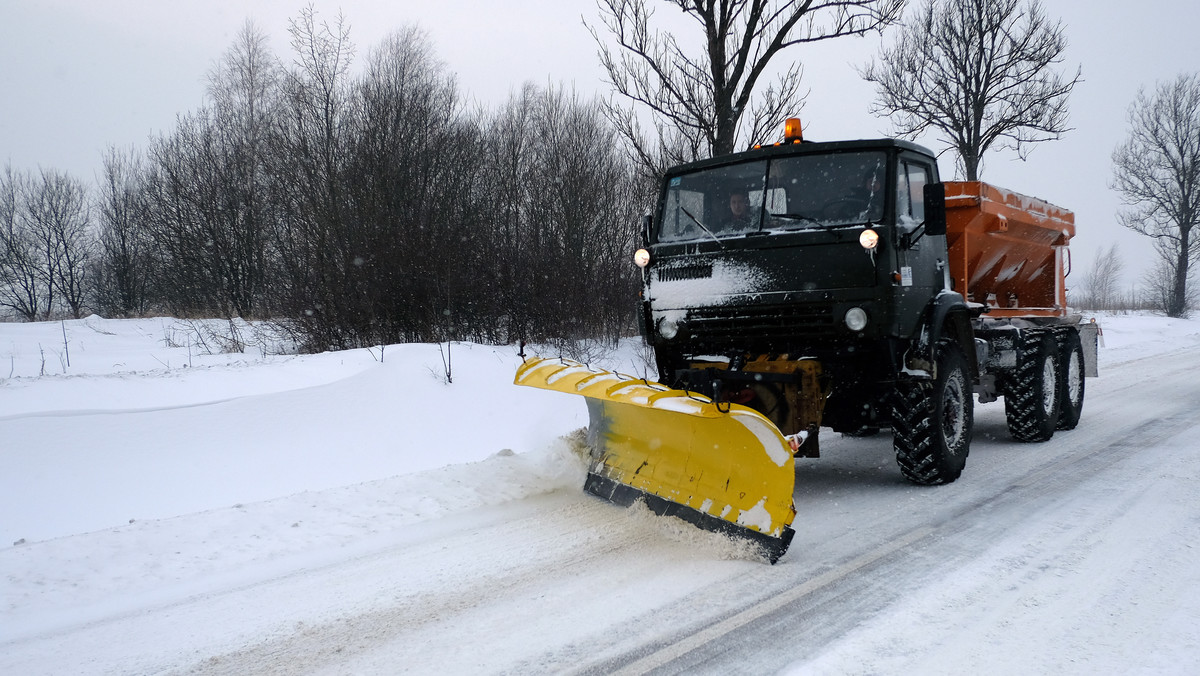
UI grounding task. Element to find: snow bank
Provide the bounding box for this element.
[0,318,602,545]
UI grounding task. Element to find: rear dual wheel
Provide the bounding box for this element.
[1004,331,1060,442]
[1057,329,1085,431]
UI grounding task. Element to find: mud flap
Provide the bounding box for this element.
[515,357,797,562]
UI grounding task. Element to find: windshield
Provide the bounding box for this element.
[658,151,888,243]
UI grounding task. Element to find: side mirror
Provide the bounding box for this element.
[923,183,947,236]
[641,213,652,247]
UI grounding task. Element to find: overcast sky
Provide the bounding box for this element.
[3,0,1200,284]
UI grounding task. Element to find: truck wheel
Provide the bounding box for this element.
[1004,331,1060,442]
[892,341,973,485]
[1057,329,1085,430]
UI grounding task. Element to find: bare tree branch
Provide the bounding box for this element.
[590,0,902,178]
[861,0,1080,180]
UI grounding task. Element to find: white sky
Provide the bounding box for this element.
[3,0,1199,284]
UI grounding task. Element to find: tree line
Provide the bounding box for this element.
[5,0,1198,331]
[1,12,646,350]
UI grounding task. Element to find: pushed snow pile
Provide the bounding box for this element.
[622,500,769,563]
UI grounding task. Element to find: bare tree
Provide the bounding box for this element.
[861,0,1079,180]
[1077,243,1123,311]
[276,4,354,200]
[477,84,645,345]
[140,115,219,315]
[269,4,357,343]
[93,146,155,316]
[206,21,282,317]
[478,84,540,341]
[591,0,902,177]
[21,168,95,319]
[0,166,42,320]
[338,25,473,345]
[1142,256,1198,317]
[141,22,282,319]
[1112,73,1200,318]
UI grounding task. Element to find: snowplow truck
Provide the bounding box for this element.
[516,119,1099,562]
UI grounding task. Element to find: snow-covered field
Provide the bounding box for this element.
[2,313,1199,674]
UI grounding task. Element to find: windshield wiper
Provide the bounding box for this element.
[679,206,725,247]
[771,212,824,227]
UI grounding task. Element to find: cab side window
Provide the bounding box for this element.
[896,160,932,223]
[907,163,930,222]
[896,165,911,218]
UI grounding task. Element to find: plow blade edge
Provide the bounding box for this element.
[515,357,796,562]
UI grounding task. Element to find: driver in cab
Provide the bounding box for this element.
[727,191,753,231]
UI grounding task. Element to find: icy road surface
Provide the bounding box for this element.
[2,315,1198,674]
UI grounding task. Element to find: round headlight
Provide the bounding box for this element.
[633,248,650,268]
[844,307,869,332]
[658,317,679,339]
[859,228,879,250]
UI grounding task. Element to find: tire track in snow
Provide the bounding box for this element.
[170,494,749,675]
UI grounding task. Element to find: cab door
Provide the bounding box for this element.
[893,156,946,336]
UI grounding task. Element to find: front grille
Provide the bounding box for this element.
[656,263,713,282]
[688,303,837,343]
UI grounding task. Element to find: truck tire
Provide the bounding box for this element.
[892,341,973,485]
[1004,331,1060,442]
[1057,329,1085,430]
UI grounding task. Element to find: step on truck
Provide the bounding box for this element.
[516,119,1099,562]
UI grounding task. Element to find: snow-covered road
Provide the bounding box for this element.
[2,315,1199,674]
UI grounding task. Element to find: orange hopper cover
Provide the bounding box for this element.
[942,181,1075,319]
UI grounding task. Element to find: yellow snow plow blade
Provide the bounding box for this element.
[515,357,796,562]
